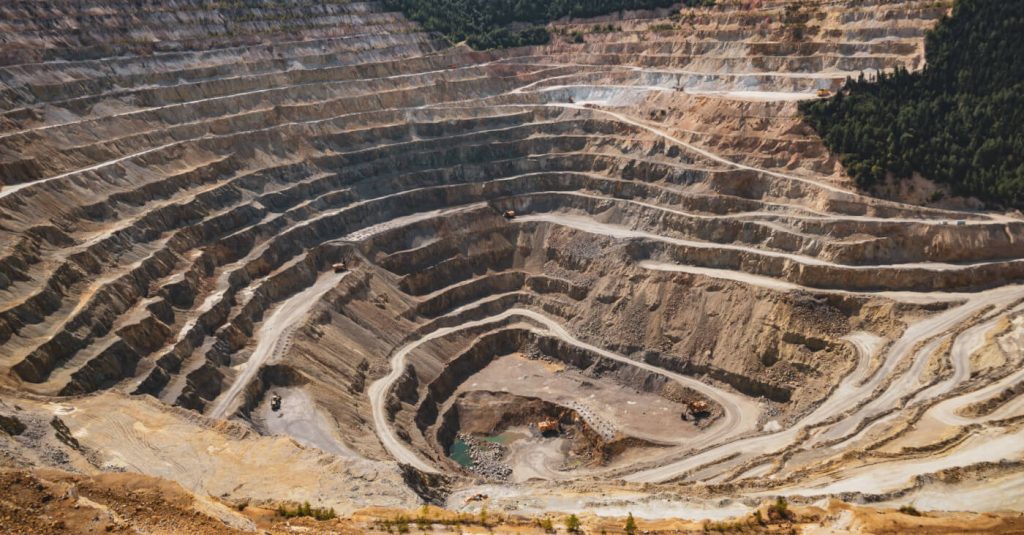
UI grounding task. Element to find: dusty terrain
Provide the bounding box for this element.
[2,0,1024,532]
[4,466,1024,535]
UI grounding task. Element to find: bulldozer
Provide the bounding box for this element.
[815,88,832,98]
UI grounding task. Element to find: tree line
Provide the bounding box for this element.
[801,0,1024,207]
[382,0,707,49]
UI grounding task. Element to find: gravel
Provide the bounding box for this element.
[456,433,512,481]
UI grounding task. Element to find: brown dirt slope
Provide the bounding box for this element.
[0,468,252,534]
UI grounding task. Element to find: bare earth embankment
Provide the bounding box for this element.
[2,0,1024,532]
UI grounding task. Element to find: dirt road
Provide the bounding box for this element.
[208,270,348,420]
[367,306,762,476]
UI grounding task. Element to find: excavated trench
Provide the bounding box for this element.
[400,327,721,475]
[4,0,1024,518]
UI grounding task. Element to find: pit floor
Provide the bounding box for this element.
[457,353,700,444]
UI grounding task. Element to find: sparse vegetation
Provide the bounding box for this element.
[566,513,582,532]
[276,501,337,521]
[624,512,637,535]
[705,519,749,532]
[899,504,922,516]
[535,516,556,533]
[376,510,512,532]
[416,505,431,530]
[767,497,791,521]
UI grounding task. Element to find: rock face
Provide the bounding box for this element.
[2,0,1024,520]
[0,414,25,437]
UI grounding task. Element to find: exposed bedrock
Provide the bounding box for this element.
[341,216,875,440]
[2,116,1015,373]
[403,327,722,459]
[6,0,1024,514]
[58,315,174,396]
[11,248,180,383]
[436,390,661,472]
[237,364,310,419]
[435,392,576,451]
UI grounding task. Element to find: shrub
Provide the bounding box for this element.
[767,497,790,521]
[566,513,581,533]
[276,501,336,521]
[899,504,922,517]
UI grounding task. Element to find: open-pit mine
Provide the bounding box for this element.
[2,0,1024,532]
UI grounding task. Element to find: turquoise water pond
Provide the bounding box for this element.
[448,431,528,467]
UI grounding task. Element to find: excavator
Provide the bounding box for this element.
[537,409,570,435]
[270,393,282,412]
[816,88,832,98]
[537,418,560,434]
[689,400,709,414]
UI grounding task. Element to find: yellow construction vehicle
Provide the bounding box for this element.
[689,399,710,418]
[816,88,832,98]
[537,418,560,434]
